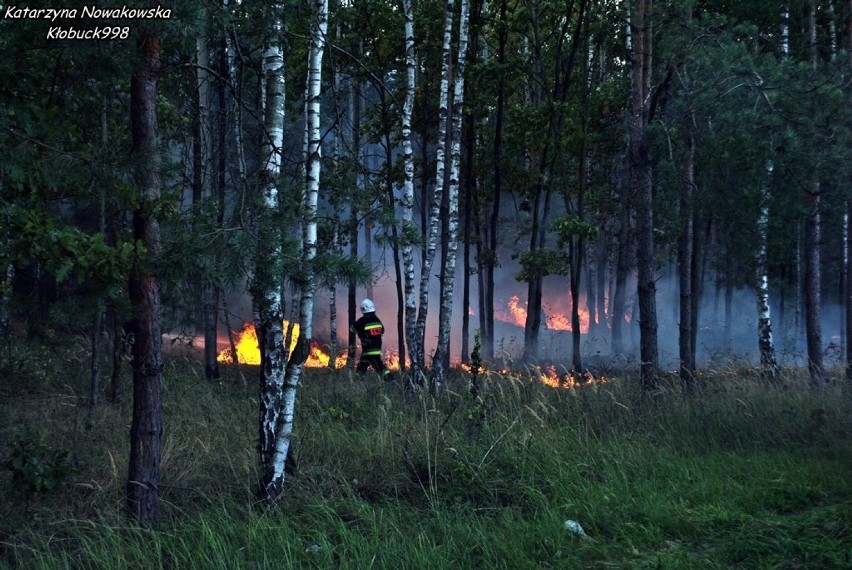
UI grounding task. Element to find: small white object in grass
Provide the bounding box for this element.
[305,544,322,554]
[564,519,587,537]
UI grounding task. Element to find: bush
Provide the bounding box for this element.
[3,429,77,503]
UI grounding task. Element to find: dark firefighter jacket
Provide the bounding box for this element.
[352,312,384,356]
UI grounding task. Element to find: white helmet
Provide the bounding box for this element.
[360,298,376,313]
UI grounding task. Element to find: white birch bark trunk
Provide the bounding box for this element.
[756,161,779,380]
[255,5,287,471]
[401,0,417,383]
[431,0,470,392]
[263,0,327,502]
[412,0,455,382]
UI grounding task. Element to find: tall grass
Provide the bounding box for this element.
[1,339,850,568]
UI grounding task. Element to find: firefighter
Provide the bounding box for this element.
[351,298,393,381]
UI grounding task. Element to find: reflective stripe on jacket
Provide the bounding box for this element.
[353,312,384,353]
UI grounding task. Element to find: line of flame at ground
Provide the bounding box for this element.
[219,295,592,369]
[460,363,607,389]
[218,322,606,389]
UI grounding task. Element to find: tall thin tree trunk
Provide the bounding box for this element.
[0,263,12,374]
[88,96,110,428]
[208,14,230,380]
[262,0,327,502]
[401,0,417,381]
[484,0,509,363]
[347,68,361,368]
[847,0,852,70]
[756,161,779,380]
[109,311,124,402]
[586,239,598,338]
[845,200,851,384]
[724,280,733,351]
[690,212,704,368]
[804,176,824,391]
[190,27,221,381]
[570,238,585,372]
[612,217,629,357]
[461,120,474,364]
[203,274,221,378]
[845,3,851,385]
[570,17,592,373]
[192,34,207,270]
[523,186,546,363]
[255,6,287,472]
[522,0,586,364]
[522,0,545,365]
[629,0,658,391]
[380,99,407,373]
[87,308,103,430]
[596,233,607,340]
[432,0,470,393]
[413,0,455,382]
[678,125,695,388]
[126,30,164,527]
[805,0,825,393]
[460,0,482,364]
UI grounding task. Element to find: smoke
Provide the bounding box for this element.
[214,196,846,372]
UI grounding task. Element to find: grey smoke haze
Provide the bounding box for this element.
[211,185,845,372]
[216,253,844,371]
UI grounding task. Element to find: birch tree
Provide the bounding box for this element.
[755,162,779,380]
[431,0,471,392]
[260,0,327,502]
[401,0,417,382]
[412,0,455,384]
[254,4,287,473]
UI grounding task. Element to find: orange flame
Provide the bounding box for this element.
[384,350,402,371]
[494,295,590,333]
[494,295,527,327]
[217,322,262,365]
[528,365,608,389]
[217,322,348,369]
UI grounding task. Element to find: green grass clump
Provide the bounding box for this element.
[1,339,851,568]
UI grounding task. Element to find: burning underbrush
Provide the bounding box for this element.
[216,321,607,389]
[466,363,608,389]
[216,321,384,370]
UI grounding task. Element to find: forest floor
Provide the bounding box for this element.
[0,335,851,569]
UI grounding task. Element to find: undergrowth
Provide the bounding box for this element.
[0,338,851,568]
